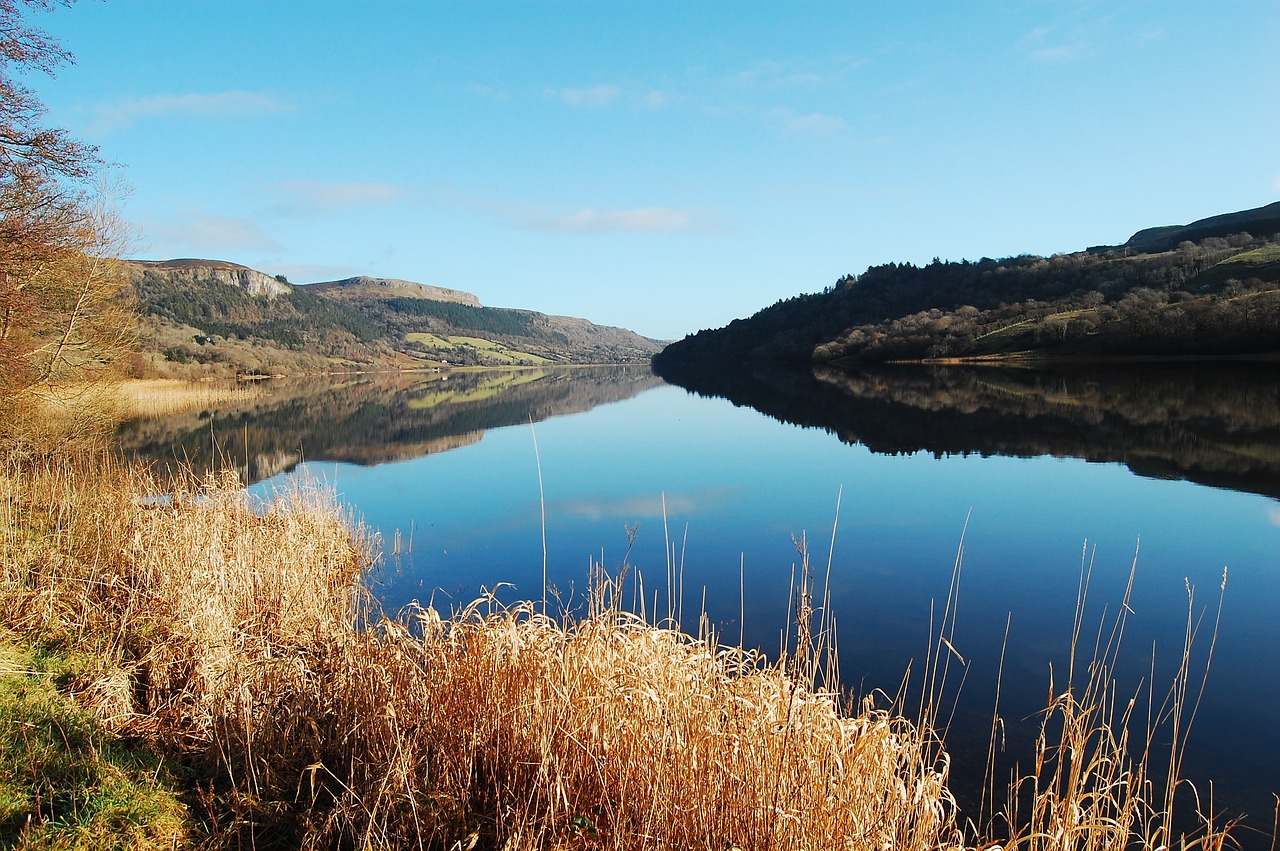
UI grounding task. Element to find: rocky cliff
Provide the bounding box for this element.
[126,259,292,298]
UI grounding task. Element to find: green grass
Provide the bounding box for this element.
[1195,242,1280,288]
[404,331,551,365]
[1218,242,1280,266]
[0,640,190,849]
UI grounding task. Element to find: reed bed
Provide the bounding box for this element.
[327,599,957,850]
[111,378,263,419]
[0,449,1241,849]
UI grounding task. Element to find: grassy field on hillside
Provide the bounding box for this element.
[405,332,552,365]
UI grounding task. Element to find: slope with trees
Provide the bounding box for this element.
[653,203,1280,369]
[128,261,663,375]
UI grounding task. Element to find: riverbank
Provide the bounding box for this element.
[0,445,1238,848]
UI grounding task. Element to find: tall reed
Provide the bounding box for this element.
[0,449,1243,849]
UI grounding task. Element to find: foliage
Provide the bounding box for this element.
[133,269,382,353]
[131,270,659,370]
[0,0,134,417]
[386,296,537,336]
[655,229,1280,366]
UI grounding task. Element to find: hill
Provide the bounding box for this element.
[1119,201,1280,253]
[127,260,661,376]
[307,275,481,306]
[653,202,1280,369]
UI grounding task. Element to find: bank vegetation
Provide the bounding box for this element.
[0,445,1240,850]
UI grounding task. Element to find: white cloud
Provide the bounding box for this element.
[1022,24,1092,63]
[437,186,724,236]
[89,90,293,134]
[1136,26,1166,46]
[559,84,621,107]
[467,83,511,102]
[144,210,280,257]
[265,181,408,217]
[533,207,694,233]
[733,60,823,90]
[728,56,865,92]
[640,90,668,109]
[1034,45,1081,62]
[776,110,847,137]
[1269,507,1280,527]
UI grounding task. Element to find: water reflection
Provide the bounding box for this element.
[655,360,1280,500]
[650,359,1280,839]
[114,362,1280,844]
[115,366,663,484]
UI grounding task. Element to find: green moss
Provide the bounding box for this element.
[0,642,190,849]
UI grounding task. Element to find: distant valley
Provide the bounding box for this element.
[127,259,662,376]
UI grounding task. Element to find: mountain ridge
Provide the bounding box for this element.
[1119,201,1280,253]
[125,258,661,376]
[305,275,482,306]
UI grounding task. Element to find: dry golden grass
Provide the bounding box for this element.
[330,598,957,850]
[0,385,121,457]
[111,378,263,419]
[0,450,1241,850]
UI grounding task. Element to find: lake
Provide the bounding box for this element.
[116,362,1280,842]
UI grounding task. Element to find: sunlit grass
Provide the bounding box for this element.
[111,377,262,419]
[404,331,552,365]
[0,446,1242,849]
[0,638,189,849]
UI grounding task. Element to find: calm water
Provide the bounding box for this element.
[119,364,1280,839]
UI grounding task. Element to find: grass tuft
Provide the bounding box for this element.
[0,638,189,849]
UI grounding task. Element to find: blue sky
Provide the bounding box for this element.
[28,1,1280,340]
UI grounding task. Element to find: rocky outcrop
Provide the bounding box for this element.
[127,259,292,298]
[307,275,481,306]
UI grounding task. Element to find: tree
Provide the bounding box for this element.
[0,0,133,405]
[0,0,93,182]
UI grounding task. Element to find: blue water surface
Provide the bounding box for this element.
[252,379,1280,832]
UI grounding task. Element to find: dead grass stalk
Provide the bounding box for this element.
[0,450,1242,849]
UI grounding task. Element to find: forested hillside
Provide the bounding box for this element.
[128,260,661,376]
[654,203,1280,367]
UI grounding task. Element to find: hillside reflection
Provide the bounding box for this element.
[115,366,663,484]
[654,360,1280,500]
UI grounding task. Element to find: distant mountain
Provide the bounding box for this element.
[129,258,293,298]
[307,275,481,306]
[1119,201,1280,253]
[125,259,661,376]
[653,202,1280,370]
